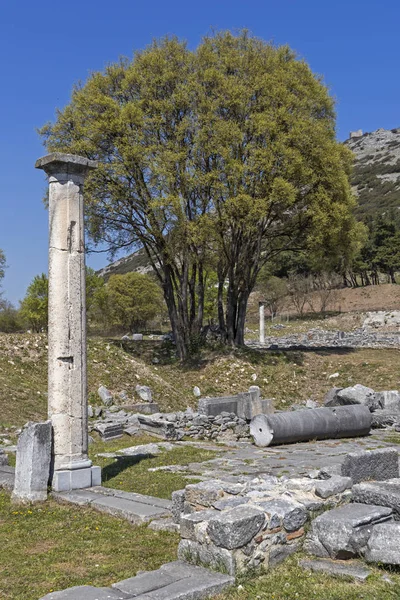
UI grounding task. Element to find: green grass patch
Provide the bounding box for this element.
[89,434,217,499]
[0,490,178,600]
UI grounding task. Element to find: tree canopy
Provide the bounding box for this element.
[40,30,360,358]
[20,273,48,332]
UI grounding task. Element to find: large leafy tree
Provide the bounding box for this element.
[39,31,359,357]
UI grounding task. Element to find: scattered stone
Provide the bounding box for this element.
[122,402,160,414]
[12,421,52,503]
[336,384,381,411]
[352,479,400,514]
[299,558,372,582]
[98,386,113,406]
[364,522,400,565]
[94,423,123,441]
[207,505,265,549]
[193,386,201,397]
[305,399,318,409]
[132,333,143,341]
[137,415,180,440]
[87,405,94,418]
[304,503,393,559]
[341,448,399,483]
[323,387,342,406]
[314,476,352,499]
[0,449,8,466]
[135,385,152,402]
[375,390,400,412]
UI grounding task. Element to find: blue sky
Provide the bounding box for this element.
[0,0,399,304]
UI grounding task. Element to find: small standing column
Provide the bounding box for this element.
[259,302,265,345]
[35,153,101,492]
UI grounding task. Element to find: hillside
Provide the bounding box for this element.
[346,127,400,219]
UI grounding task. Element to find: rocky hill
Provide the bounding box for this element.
[346,127,400,219]
[98,128,400,278]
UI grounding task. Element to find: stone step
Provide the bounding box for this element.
[39,560,234,599]
[53,486,171,523]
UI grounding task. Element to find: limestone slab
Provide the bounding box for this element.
[12,421,52,503]
[299,558,372,582]
[365,522,400,564]
[341,448,399,483]
[352,479,400,514]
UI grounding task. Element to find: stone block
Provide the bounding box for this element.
[171,489,186,524]
[198,396,238,417]
[304,503,393,559]
[185,480,225,508]
[256,498,307,532]
[269,542,301,568]
[299,558,372,582]
[98,386,113,406]
[207,505,265,549]
[180,510,216,541]
[365,523,400,565]
[132,333,143,341]
[336,384,380,411]
[137,416,177,440]
[39,586,127,600]
[341,448,399,483]
[91,465,102,487]
[94,423,123,441]
[314,476,352,499]
[122,402,160,414]
[323,387,343,407]
[178,538,236,576]
[375,390,400,412]
[352,479,400,514]
[12,421,52,503]
[52,466,93,492]
[135,385,152,402]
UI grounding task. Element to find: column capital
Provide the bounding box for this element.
[35,153,98,177]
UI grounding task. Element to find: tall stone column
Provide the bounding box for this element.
[259,302,265,345]
[35,153,101,492]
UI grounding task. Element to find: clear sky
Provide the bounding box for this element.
[0,0,399,304]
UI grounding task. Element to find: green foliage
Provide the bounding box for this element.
[0,300,22,332]
[19,273,48,332]
[257,275,288,316]
[106,272,163,332]
[39,30,358,354]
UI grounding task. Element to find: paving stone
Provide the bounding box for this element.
[91,495,170,522]
[352,479,400,514]
[207,505,265,549]
[148,518,180,533]
[299,558,372,582]
[113,561,234,599]
[304,503,393,559]
[341,448,399,483]
[314,476,352,499]
[39,586,127,600]
[365,523,400,564]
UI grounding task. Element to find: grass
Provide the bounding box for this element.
[89,433,217,499]
[3,332,400,429]
[0,490,179,600]
[215,555,400,600]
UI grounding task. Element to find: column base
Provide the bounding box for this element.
[52,465,102,492]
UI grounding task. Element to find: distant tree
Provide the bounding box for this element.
[20,274,48,332]
[0,300,21,332]
[258,276,288,318]
[106,272,163,332]
[0,249,6,295]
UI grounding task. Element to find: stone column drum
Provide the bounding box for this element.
[35,153,101,492]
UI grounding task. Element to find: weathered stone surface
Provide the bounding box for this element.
[365,523,400,564]
[136,385,152,402]
[352,479,400,514]
[181,510,216,541]
[12,421,52,503]
[207,505,265,549]
[137,416,179,440]
[314,476,352,499]
[250,405,371,447]
[336,384,380,411]
[98,386,113,406]
[185,481,225,508]
[94,423,123,441]
[39,586,126,600]
[172,489,186,524]
[268,542,300,567]
[198,396,239,417]
[122,402,160,415]
[304,503,393,559]
[178,538,236,576]
[256,498,307,532]
[324,387,343,407]
[148,517,180,533]
[299,558,372,582]
[341,448,399,483]
[132,333,143,341]
[375,390,400,411]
